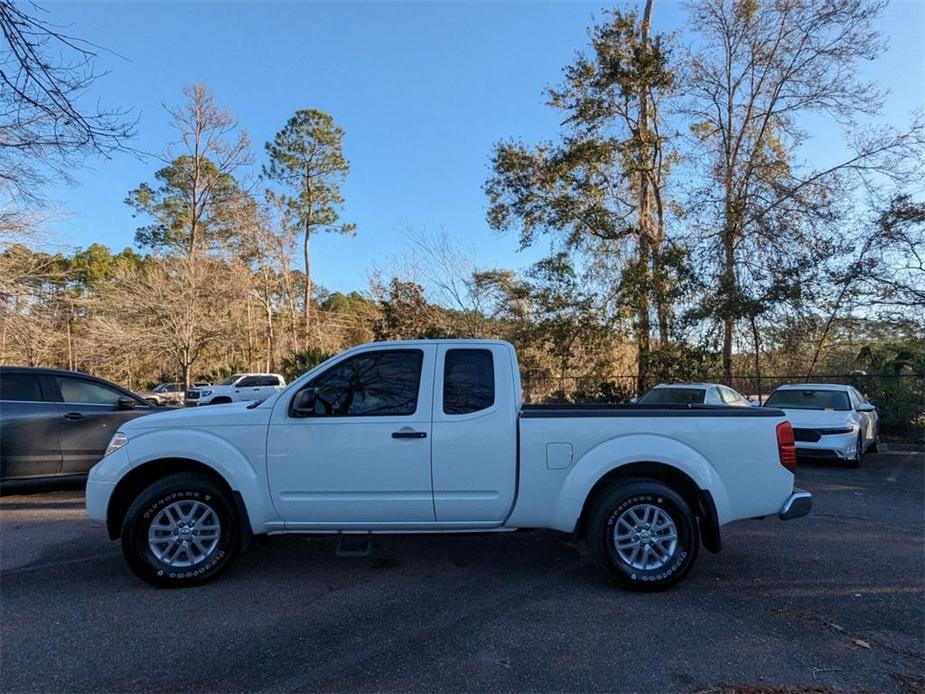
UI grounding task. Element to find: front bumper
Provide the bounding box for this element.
[779,488,812,520]
[794,431,856,461]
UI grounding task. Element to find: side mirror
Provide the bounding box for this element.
[117,397,137,410]
[629,397,638,404]
[856,403,876,412]
[290,387,317,417]
[750,400,761,407]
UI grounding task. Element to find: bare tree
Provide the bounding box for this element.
[127,84,251,257]
[0,1,134,205]
[685,0,924,381]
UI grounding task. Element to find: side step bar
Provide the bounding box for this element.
[335,533,374,558]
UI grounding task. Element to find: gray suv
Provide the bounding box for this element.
[0,367,158,482]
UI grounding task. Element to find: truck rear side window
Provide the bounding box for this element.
[443,349,494,414]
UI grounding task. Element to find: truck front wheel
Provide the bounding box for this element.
[587,480,699,592]
[121,472,240,587]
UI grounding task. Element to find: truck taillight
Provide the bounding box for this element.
[777,421,797,472]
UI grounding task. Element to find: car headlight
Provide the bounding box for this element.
[199,389,213,397]
[104,432,128,457]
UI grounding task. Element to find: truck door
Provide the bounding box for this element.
[267,346,435,524]
[431,345,517,522]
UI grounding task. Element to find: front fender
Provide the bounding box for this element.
[550,433,733,532]
[119,428,277,531]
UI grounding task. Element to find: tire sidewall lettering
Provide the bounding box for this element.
[604,492,690,583]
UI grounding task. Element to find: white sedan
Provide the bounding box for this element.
[763,384,879,467]
[635,382,753,407]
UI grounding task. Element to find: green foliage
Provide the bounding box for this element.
[264,109,355,236]
[126,155,245,253]
[280,348,335,383]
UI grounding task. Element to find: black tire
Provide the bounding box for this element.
[587,480,699,592]
[846,433,863,468]
[121,472,240,587]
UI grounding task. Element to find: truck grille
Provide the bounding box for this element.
[186,390,200,400]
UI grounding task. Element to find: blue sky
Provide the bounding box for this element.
[44,0,925,295]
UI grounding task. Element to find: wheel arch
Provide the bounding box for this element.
[574,462,722,554]
[106,458,252,547]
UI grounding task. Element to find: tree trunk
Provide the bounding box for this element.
[750,315,761,403]
[303,228,311,348]
[635,0,655,394]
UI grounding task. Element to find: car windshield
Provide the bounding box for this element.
[637,388,705,405]
[151,383,167,392]
[217,374,244,386]
[765,389,850,411]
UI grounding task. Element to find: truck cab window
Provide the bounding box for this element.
[443,349,494,414]
[304,349,423,417]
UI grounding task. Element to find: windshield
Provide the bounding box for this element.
[637,388,705,405]
[152,383,167,392]
[765,389,850,411]
[218,374,244,386]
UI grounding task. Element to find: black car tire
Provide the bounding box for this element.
[121,472,240,588]
[847,433,863,468]
[587,480,699,592]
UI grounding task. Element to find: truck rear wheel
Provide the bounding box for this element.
[121,472,240,587]
[587,480,699,592]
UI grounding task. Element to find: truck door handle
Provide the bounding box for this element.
[391,430,426,439]
[63,412,84,420]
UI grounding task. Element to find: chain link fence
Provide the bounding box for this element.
[521,371,924,441]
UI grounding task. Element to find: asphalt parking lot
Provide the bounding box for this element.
[1,451,922,693]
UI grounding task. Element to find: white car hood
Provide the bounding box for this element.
[122,400,270,431]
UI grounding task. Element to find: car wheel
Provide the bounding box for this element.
[847,433,864,468]
[868,427,880,454]
[121,472,240,587]
[587,480,699,592]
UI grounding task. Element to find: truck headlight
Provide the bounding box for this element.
[104,432,128,457]
[199,389,213,397]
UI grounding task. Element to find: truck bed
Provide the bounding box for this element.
[520,403,785,418]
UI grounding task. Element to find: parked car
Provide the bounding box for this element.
[0,367,159,482]
[138,382,210,406]
[184,373,286,406]
[633,382,753,407]
[763,383,878,467]
[87,339,810,590]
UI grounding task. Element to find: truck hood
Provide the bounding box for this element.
[774,408,855,428]
[121,400,270,431]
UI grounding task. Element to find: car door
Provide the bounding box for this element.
[53,375,153,475]
[267,346,435,524]
[233,375,264,401]
[0,370,62,480]
[431,345,517,523]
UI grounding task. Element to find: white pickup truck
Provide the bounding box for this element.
[184,373,286,406]
[86,340,811,591]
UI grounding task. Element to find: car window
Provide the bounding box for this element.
[765,389,850,411]
[57,377,124,405]
[218,374,244,386]
[0,372,44,401]
[303,349,423,417]
[258,376,281,387]
[443,349,495,414]
[637,388,705,405]
[704,388,723,405]
[720,386,745,405]
[846,388,861,408]
[237,376,260,387]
